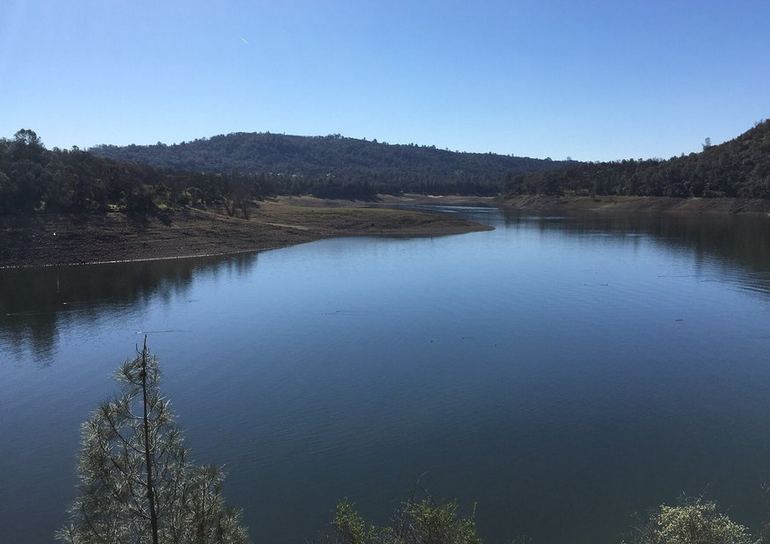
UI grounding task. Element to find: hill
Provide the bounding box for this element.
[506,120,770,199]
[91,132,568,196]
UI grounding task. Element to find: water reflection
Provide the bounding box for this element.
[3,210,770,364]
[496,210,770,296]
[503,210,769,265]
[3,208,770,544]
[0,253,259,365]
[3,211,770,363]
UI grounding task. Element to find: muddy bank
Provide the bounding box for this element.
[503,194,770,214]
[0,198,490,268]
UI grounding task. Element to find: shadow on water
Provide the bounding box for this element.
[0,252,260,365]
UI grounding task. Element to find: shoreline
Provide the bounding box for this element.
[501,194,770,215]
[296,193,770,215]
[3,194,768,269]
[0,246,282,270]
[0,197,491,269]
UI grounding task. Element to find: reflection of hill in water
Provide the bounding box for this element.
[500,210,770,296]
[0,253,259,364]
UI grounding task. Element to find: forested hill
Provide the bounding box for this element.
[507,120,770,199]
[91,133,567,195]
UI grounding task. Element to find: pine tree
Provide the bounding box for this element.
[57,337,249,544]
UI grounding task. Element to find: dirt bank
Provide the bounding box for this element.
[278,194,499,208]
[503,194,770,214]
[0,198,491,268]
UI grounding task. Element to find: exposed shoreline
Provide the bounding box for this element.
[298,193,770,215]
[3,194,768,269]
[0,197,491,269]
[501,194,770,214]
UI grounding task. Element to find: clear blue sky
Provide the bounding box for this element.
[1,0,768,161]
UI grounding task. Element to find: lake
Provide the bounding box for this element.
[2,206,770,543]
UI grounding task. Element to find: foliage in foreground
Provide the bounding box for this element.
[55,340,768,544]
[623,499,754,544]
[322,496,762,544]
[319,497,481,544]
[57,339,249,544]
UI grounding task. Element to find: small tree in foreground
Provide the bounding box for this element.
[58,338,249,544]
[624,498,753,544]
[321,496,481,544]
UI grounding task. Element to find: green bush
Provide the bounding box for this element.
[324,497,481,544]
[624,499,753,544]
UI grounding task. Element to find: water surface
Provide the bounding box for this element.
[2,207,770,543]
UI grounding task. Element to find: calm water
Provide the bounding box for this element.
[2,207,770,543]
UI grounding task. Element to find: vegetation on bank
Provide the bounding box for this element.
[4,120,770,216]
[506,120,770,199]
[90,132,567,197]
[0,128,534,212]
[61,343,770,544]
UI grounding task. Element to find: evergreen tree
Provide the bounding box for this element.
[57,338,249,544]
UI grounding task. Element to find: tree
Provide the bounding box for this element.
[12,128,45,163]
[57,338,249,544]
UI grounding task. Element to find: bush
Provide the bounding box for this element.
[624,498,753,544]
[321,496,481,544]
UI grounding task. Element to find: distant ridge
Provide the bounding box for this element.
[91,132,569,195]
[507,120,770,198]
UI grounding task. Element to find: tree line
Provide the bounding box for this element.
[5,120,769,217]
[90,132,568,196]
[506,120,770,199]
[0,130,276,216]
[1,129,561,213]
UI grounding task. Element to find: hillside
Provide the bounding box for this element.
[91,132,568,195]
[506,120,770,199]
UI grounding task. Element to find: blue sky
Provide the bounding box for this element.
[1,0,768,161]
